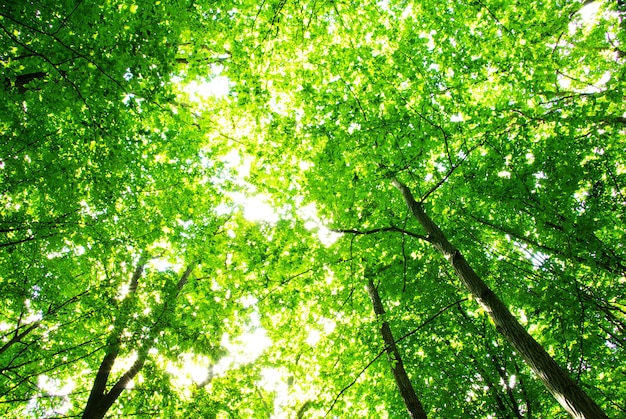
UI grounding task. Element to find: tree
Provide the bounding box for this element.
[366,274,428,419]
[2,0,625,418]
[80,258,195,419]
[391,178,609,418]
[225,0,625,416]
[0,1,268,417]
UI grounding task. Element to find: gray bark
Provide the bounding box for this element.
[392,179,609,419]
[366,278,428,419]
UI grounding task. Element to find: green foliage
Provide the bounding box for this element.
[1,0,625,418]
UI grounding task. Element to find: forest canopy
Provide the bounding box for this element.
[1,0,625,418]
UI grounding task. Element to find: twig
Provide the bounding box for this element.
[332,226,429,242]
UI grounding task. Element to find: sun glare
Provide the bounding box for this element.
[177,64,233,102]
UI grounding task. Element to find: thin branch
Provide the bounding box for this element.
[0,10,127,92]
[473,0,514,37]
[420,142,480,203]
[0,21,97,125]
[50,0,85,35]
[332,226,429,242]
[0,290,89,356]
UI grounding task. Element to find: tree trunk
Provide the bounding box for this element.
[392,179,609,419]
[81,260,195,419]
[81,350,146,419]
[366,278,428,419]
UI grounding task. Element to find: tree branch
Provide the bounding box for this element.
[332,226,430,242]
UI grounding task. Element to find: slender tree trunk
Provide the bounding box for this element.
[366,278,428,419]
[470,357,513,419]
[392,179,609,419]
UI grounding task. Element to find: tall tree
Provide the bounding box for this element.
[366,275,428,419]
[2,0,625,417]
[221,0,625,417]
[392,178,609,418]
[0,1,270,417]
[81,259,196,419]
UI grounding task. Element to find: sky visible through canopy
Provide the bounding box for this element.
[1,0,625,418]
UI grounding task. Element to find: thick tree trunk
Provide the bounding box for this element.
[366,278,428,419]
[392,179,609,419]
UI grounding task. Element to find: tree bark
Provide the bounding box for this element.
[81,343,146,419]
[392,179,609,419]
[366,278,428,419]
